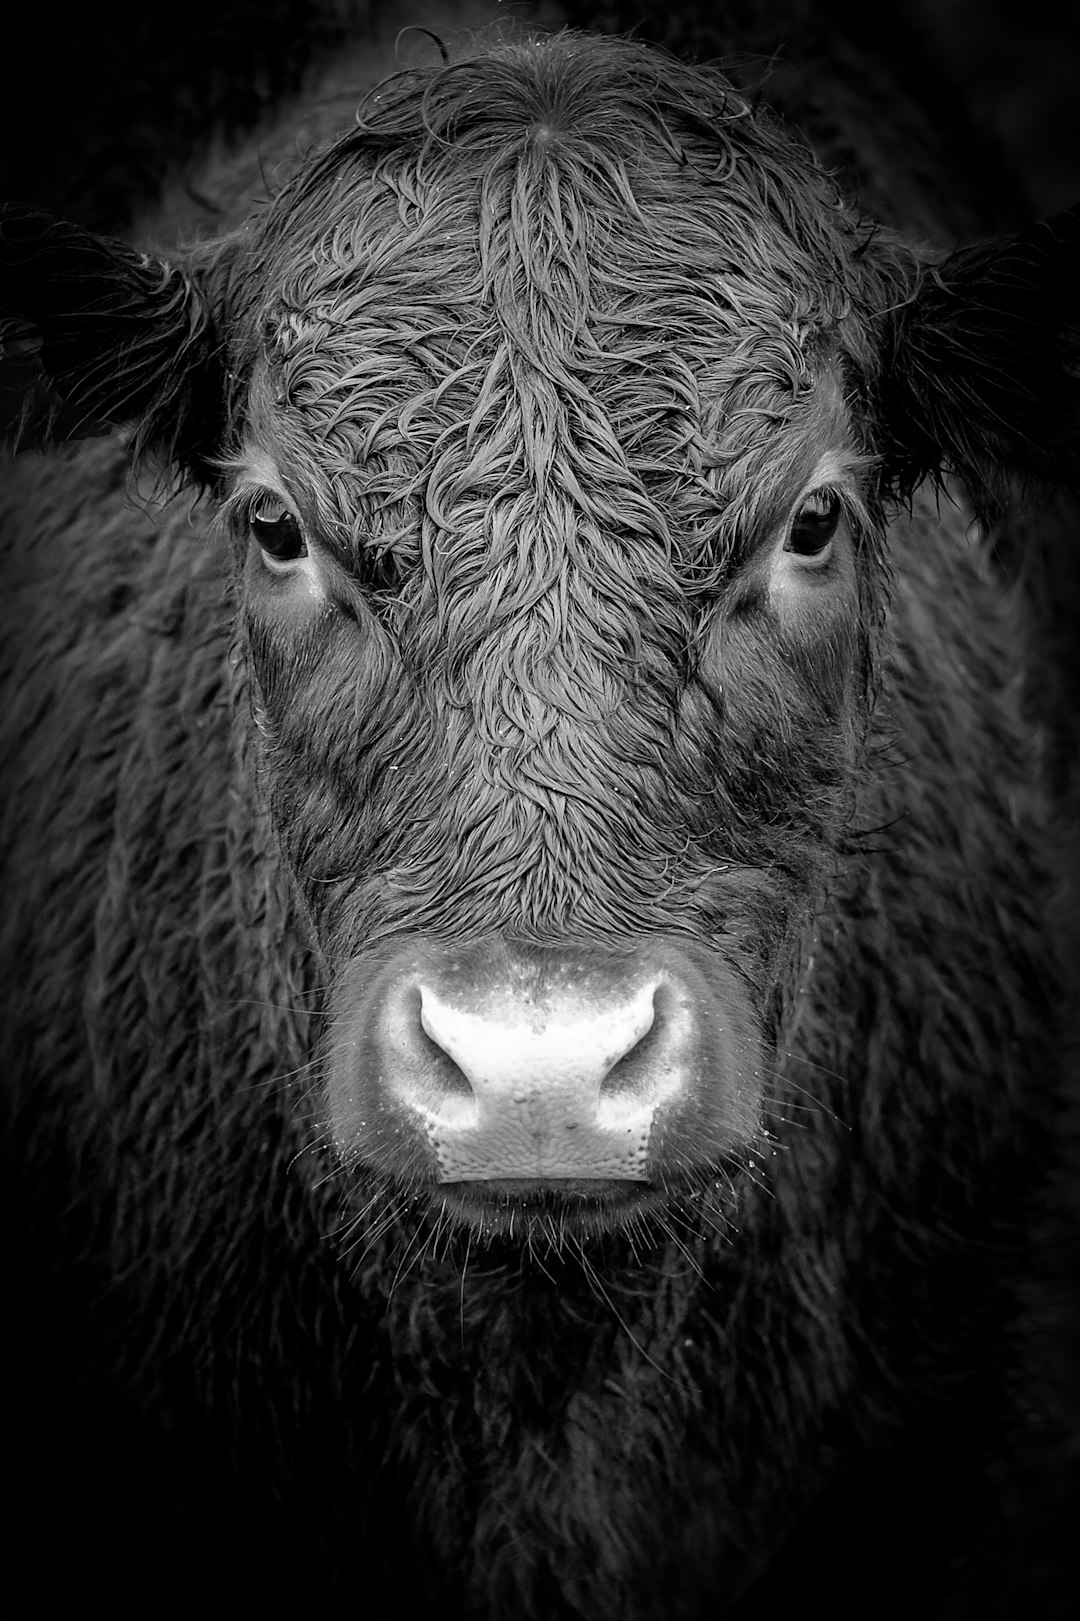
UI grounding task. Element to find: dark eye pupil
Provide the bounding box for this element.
[250,504,305,561]
[787,491,840,556]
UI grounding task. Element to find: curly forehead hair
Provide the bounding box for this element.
[221,31,913,597]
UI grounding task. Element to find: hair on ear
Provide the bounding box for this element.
[878,206,1080,520]
[0,203,231,481]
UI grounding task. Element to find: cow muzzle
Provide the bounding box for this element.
[326,938,764,1192]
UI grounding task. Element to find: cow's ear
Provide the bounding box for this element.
[878,206,1080,518]
[0,203,229,481]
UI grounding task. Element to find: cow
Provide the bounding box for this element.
[1,12,1077,1619]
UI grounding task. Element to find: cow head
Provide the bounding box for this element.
[3,34,1077,1243]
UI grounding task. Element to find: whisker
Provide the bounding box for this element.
[457,1222,474,1343]
[240,1055,323,1094]
[223,991,330,1014]
[386,1210,435,1301]
[573,1238,699,1399]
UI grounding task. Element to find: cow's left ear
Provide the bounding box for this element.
[0,203,229,481]
[877,206,1080,517]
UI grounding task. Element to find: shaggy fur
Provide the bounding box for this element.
[1,22,1076,1619]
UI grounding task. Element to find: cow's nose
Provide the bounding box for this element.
[412,978,661,1177]
[326,939,763,1189]
[373,969,692,1182]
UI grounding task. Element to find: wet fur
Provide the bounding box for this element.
[0,24,1073,1620]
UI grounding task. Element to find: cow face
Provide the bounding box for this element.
[2,33,1076,1240]
[217,44,888,1228]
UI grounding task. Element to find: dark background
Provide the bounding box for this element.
[1,2,1078,1610]
[2,0,1078,233]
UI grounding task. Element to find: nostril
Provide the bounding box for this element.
[376,985,478,1135]
[598,1012,659,1099]
[418,992,484,1093]
[590,993,657,1089]
[417,1018,474,1099]
[597,979,688,1121]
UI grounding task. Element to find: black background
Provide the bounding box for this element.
[2,1,1078,232]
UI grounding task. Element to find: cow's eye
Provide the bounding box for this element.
[785,488,841,563]
[249,497,307,565]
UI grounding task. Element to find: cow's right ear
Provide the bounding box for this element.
[0,203,230,481]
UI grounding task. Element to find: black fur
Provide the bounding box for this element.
[1,22,1076,1620]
